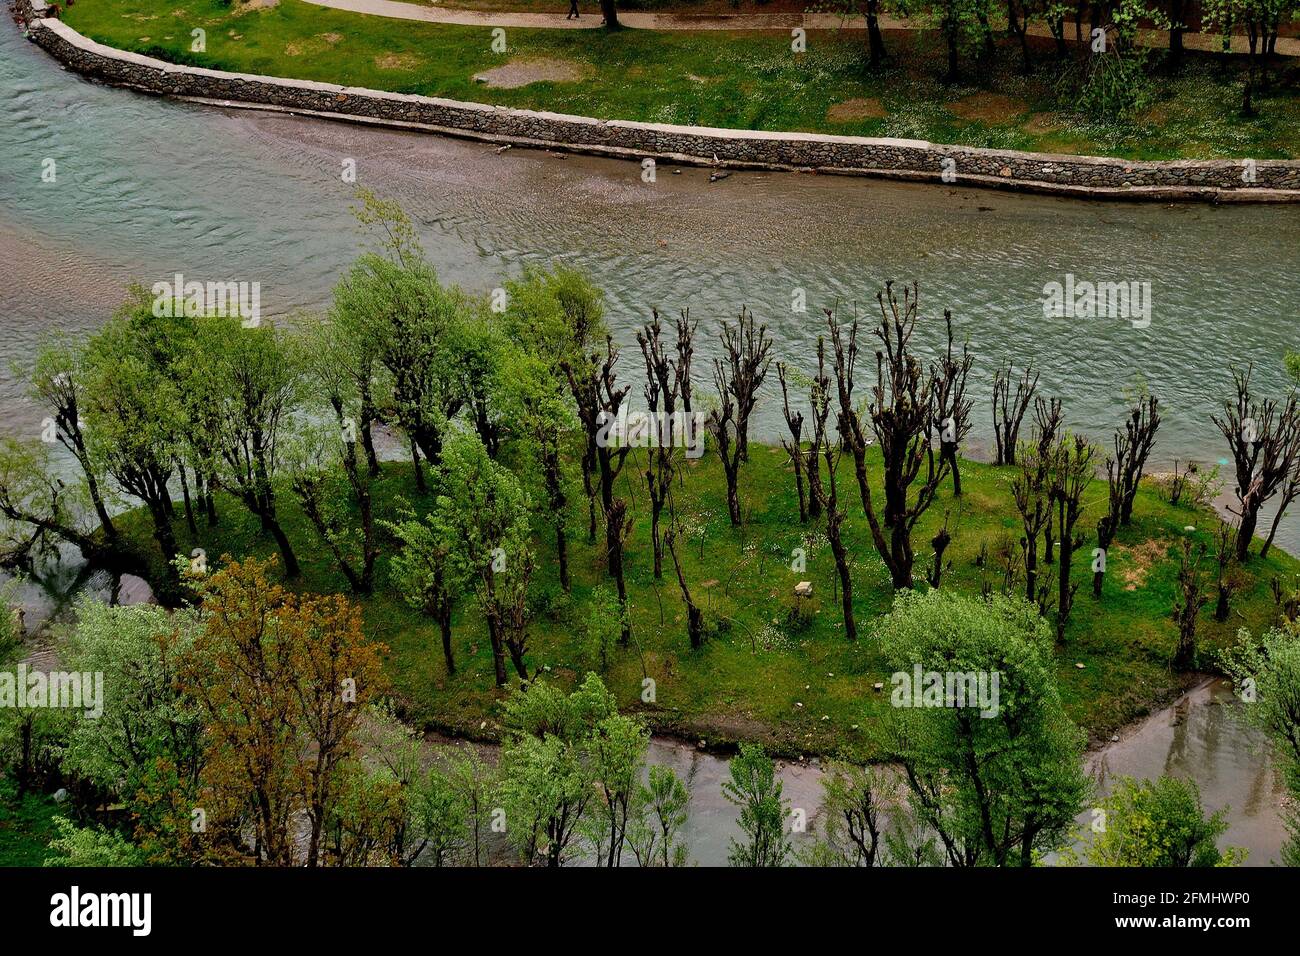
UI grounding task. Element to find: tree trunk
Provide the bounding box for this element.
[267,518,301,578]
[1236,509,1259,562]
[600,0,618,28]
[866,0,886,67]
[179,465,198,535]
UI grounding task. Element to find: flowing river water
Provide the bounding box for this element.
[1,18,1296,863]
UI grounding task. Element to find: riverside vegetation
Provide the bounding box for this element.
[2,192,1300,865]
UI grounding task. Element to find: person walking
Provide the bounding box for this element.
[566,0,579,19]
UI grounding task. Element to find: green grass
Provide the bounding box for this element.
[0,777,59,866]
[110,442,1300,762]
[60,0,1300,160]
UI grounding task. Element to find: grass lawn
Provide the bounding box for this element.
[0,778,60,865]
[110,441,1300,762]
[60,0,1300,160]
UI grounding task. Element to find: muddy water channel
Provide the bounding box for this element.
[0,20,1295,864]
[425,680,1287,866]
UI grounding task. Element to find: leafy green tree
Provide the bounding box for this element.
[1223,621,1300,864]
[587,709,650,867]
[722,742,791,867]
[873,589,1090,866]
[58,599,204,802]
[1081,776,1244,866]
[82,294,185,576]
[334,191,465,491]
[0,438,107,570]
[499,674,640,867]
[499,676,603,866]
[627,765,692,868]
[385,501,459,677]
[432,431,535,685]
[503,265,607,547]
[889,0,997,82]
[22,336,116,540]
[498,347,577,591]
[43,817,146,867]
[801,763,897,867]
[1204,0,1298,115]
[193,315,303,577]
[581,584,623,674]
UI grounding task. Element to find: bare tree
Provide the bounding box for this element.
[564,337,634,645]
[1094,455,1125,598]
[1012,441,1053,612]
[1112,392,1162,526]
[1212,365,1300,561]
[809,340,856,641]
[1051,435,1095,642]
[778,362,810,523]
[664,493,704,650]
[707,308,773,527]
[931,312,974,496]
[1213,519,1239,623]
[992,360,1039,467]
[1261,456,1300,559]
[825,285,948,591]
[637,311,685,578]
[927,513,953,588]
[676,309,697,415]
[1034,397,1063,565]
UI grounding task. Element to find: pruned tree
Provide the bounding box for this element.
[826,286,949,591]
[1050,434,1096,642]
[1214,519,1239,623]
[707,308,773,527]
[777,362,810,523]
[1261,455,1300,559]
[1172,537,1209,671]
[565,337,634,645]
[675,309,697,415]
[1212,364,1300,561]
[1112,391,1162,526]
[637,310,687,577]
[664,492,705,650]
[809,340,857,641]
[1094,454,1125,598]
[931,311,974,496]
[992,360,1039,467]
[1034,397,1064,565]
[1012,441,1053,612]
[927,513,953,589]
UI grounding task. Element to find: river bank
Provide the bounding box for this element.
[19,0,1300,198]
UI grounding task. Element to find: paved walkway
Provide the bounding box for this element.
[302,0,1300,54]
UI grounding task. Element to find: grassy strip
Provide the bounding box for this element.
[61,0,1300,160]
[111,443,1299,760]
[0,778,59,866]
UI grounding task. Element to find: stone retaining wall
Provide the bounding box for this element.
[18,2,1300,201]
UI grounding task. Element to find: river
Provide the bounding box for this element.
[1,17,1296,864]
